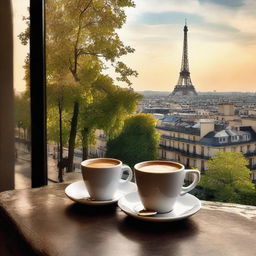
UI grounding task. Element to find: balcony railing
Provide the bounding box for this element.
[161,134,198,144]
[250,164,256,170]
[244,150,256,157]
[159,144,210,160]
[156,126,200,136]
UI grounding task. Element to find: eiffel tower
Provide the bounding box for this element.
[171,22,197,97]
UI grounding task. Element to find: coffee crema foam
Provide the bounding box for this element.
[138,164,179,173]
[86,161,118,168]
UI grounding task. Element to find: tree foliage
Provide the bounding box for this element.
[78,74,142,159]
[46,0,138,85]
[47,78,82,146]
[106,114,160,168]
[200,152,256,204]
[81,75,142,136]
[45,0,139,171]
[19,0,140,179]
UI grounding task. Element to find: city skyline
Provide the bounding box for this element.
[14,0,256,92]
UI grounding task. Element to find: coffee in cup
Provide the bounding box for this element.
[134,161,200,213]
[81,158,133,200]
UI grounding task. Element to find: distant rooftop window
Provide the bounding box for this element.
[231,135,239,142]
[219,137,228,143]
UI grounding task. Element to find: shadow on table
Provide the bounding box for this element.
[65,203,199,256]
[117,216,199,256]
[64,202,117,219]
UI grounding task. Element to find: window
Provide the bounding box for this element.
[3,0,256,209]
[231,136,239,142]
[207,147,211,156]
[186,158,190,167]
[13,0,31,189]
[219,137,227,143]
[161,150,166,159]
[249,158,253,168]
[201,160,205,171]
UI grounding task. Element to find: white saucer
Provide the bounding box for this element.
[118,192,201,222]
[65,180,137,205]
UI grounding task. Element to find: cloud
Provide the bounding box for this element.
[198,0,245,8]
[116,0,256,92]
[137,12,203,25]
[124,0,256,44]
[127,0,256,34]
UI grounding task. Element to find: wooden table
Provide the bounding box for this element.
[0,184,255,256]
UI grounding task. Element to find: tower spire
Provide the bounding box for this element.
[171,23,197,97]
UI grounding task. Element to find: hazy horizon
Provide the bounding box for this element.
[14,0,256,93]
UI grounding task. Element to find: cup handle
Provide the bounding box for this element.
[180,169,200,196]
[120,165,133,183]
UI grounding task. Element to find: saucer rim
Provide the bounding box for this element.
[118,191,201,222]
[65,180,137,205]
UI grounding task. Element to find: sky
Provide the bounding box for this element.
[14,0,256,92]
[13,0,29,93]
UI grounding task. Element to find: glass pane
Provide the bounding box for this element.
[44,1,256,207]
[13,0,31,189]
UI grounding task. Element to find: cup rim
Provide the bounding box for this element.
[81,158,122,169]
[134,160,184,173]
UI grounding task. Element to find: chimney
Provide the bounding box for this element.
[218,103,235,116]
[200,119,215,138]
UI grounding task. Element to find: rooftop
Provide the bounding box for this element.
[157,115,256,146]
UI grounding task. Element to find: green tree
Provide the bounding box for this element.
[47,77,83,181]
[19,0,138,175]
[45,0,138,172]
[14,92,30,140]
[106,114,160,168]
[200,152,255,204]
[79,74,142,160]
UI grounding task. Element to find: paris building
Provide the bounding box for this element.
[157,104,256,182]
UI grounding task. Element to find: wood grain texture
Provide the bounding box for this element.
[0,184,255,256]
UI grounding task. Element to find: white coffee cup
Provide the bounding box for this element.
[134,160,200,213]
[81,158,133,200]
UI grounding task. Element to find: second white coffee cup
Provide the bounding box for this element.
[81,158,133,201]
[134,160,200,213]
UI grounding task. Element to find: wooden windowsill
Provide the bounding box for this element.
[0,184,255,256]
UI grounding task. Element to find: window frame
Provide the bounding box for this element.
[30,0,48,187]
